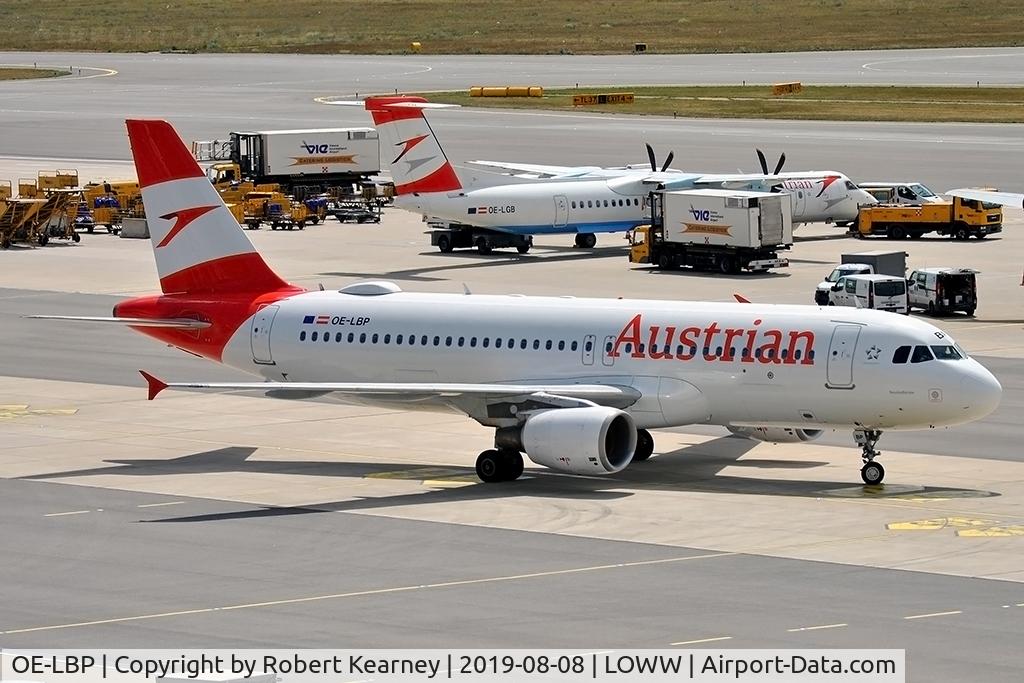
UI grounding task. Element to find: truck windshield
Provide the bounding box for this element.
[873,280,906,297]
[908,183,937,198]
[982,202,1001,210]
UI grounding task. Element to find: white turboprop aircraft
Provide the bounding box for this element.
[33,120,1001,486]
[361,96,877,251]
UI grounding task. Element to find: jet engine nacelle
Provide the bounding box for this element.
[521,406,637,475]
[727,426,824,443]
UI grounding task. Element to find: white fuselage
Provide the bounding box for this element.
[400,173,873,235]
[222,289,999,432]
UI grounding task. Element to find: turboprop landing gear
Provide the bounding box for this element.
[854,429,885,485]
[633,428,655,462]
[476,448,524,483]
[574,233,597,249]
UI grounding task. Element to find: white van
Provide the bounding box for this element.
[828,273,909,314]
[814,262,873,305]
[859,182,945,205]
[908,267,979,316]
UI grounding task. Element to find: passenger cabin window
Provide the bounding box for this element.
[311,331,319,341]
[892,345,911,364]
[911,345,933,363]
[299,331,306,341]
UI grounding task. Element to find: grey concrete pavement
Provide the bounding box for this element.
[1,477,1022,683]
[3,49,1024,191]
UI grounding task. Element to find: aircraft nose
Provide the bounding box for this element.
[959,364,1002,420]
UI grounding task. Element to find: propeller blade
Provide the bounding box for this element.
[773,152,786,175]
[756,148,769,175]
[646,143,657,172]
[660,151,675,172]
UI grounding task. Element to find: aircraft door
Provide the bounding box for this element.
[601,335,616,366]
[582,334,596,365]
[251,304,280,365]
[554,195,569,227]
[826,324,861,388]
[794,188,808,219]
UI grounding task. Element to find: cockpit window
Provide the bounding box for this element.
[931,345,962,360]
[845,180,857,190]
[911,345,934,363]
[892,345,911,364]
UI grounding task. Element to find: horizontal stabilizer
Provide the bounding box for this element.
[27,315,211,329]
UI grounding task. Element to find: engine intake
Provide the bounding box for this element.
[727,426,824,443]
[520,406,637,475]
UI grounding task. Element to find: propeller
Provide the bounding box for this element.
[646,143,675,173]
[756,148,786,175]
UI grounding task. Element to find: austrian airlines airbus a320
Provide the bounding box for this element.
[35,120,1002,486]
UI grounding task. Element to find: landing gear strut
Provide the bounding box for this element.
[854,429,885,485]
[476,448,524,483]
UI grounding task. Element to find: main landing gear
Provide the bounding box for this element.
[855,429,885,485]
[476,448,524,483]
[634,428,654,462]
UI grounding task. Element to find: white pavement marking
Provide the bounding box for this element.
[43,510,91,517]
[903,610,963,620]
[787,623,848,632]
[0,551,736,635]
[137,501,186,508]
[671,636,733,646]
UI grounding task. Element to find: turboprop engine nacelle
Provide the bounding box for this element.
[727,426,824,443]
[519,406,637,475]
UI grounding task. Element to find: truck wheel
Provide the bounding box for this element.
[965,307,976,316]
[309,217,319,225]
[974,232,987,239]
[475,237,492,254]
[886,224,906,240]
[928,302,936,316]
[86,225,94,234]
[909,230,923,239]
[516,243,531,254]
[657,253,673,270]
[953,224,969,241]
[437,235,453,253]
[38,233,49,246]
[718,255,738,274]
[72,232,81,243]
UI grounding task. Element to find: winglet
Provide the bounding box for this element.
[140,370,168,400]
[733,293,751,303]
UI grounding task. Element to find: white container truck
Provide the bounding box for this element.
[629,188,792,273]
[195,128,382,196]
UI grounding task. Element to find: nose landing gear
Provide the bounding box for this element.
[855,429,885,485]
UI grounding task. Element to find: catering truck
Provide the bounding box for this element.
[193,128,381,198]
[629,189,792,273]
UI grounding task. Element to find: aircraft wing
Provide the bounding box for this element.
[947,188,1024,209]
[466,160,603,179]
[140,371,641,423]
